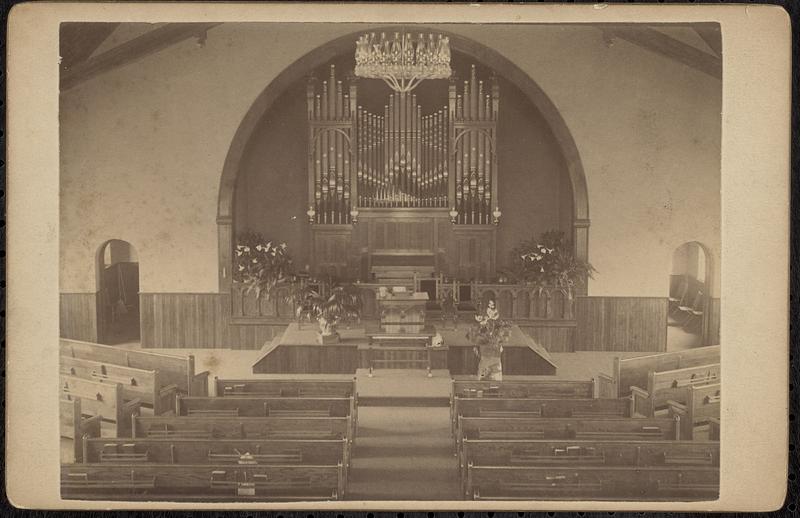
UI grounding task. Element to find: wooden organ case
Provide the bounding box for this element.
[307,64,500,282]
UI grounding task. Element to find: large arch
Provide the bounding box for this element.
[217,26,590,291]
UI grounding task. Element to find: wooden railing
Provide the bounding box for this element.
[231,282,575,323]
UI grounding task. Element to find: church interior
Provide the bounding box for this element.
[58,22,722,501]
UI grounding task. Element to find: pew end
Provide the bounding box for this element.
[191,370,211,397]
[596,373,617,399]
[630,386,653,417]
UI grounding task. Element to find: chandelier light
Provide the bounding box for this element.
[355,31,452,93]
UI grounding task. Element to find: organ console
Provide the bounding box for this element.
[306,63,501,280]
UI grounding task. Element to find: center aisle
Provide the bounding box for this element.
[346,406,460,500]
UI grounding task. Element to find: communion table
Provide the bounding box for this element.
[252,322,557,376]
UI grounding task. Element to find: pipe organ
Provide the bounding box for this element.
[306,64,501,280]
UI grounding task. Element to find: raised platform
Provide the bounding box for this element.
[252,322,557,376]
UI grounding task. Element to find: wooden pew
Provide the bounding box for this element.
[214,378,358,430]
[630,364,720,417]
[597,345,720,398]
[465,464,719,500]
[176,395,356,436]
[214,378,356,398]
[60,338,210,396]
[61,462,344,501]
[452,397,630,435]
[458,438,720,498]
[60,398,102,462]
[132,415,351,441]
[452,379,596,399]
[82,436,347,465]
[667,384,721,440]
[456,416,680,457]
[450,379,597,432]
[61,375,141,437]
[61,355,178,414]
[708,417,720,441]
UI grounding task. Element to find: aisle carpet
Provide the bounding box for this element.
[346,406,460,500]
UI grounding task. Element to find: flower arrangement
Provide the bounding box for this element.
[286,282,362,342]
[467,299,512,380]
[233,231,294,299]
[503,230,596,294]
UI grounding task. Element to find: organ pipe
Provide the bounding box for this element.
[307,64,498,219]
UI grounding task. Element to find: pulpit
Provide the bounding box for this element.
[377,291,429,334]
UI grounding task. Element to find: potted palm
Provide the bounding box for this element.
[287,282,362,344]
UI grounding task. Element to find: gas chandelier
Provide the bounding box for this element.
[354,31,452,93]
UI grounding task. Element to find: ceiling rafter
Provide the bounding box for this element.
[602,26,722,80]
[61,22,222,91]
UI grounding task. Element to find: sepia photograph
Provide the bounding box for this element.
[5,2,791,511]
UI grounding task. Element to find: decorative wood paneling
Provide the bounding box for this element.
[707,297,721,345]
[60,292,100,343]
[575,297,668,352]
[451,226,496,281]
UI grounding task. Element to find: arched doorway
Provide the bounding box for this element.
[96,239,140,344]
[667,241,714,349]
[216,26,590,293]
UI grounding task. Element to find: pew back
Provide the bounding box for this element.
[667,383,721,440]
[466,464,719,500]
[82,437,347,466]
[452,379,595,400]
[61,462,344,500]
[600,345,720,398]
[60,338,209,396]
[61,375,141,437]
[176,395,353,418]
[457,416,680,446]
[61,355,177,414]
[459,438,720,498]
[214,378,356,398]
[631,364,720,417]
[132,415,352,441]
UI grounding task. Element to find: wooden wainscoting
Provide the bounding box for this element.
[60,292,101,343]
[575,297,668,352]
[139,293,287,350]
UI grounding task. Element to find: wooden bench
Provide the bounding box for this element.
[61,462,344,501]
[61,355,178,414]
[450,379,597,431]
[465,464,719,500]
[456,416,680,458]
[667,383,721,440]
[631,364,720,417]
[176,395,356,435]
[214,378,356,398]
[458,438,720,498]
[597,345,720,398]
[133,415,351,439]
[60,398,102,462]
[81,436,347,465]
[61,338,210,396]
[214,378,358,429]
[61,375,141,437]
[452,397,630,435]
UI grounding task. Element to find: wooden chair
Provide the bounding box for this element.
[679,290,705,331]
[668,276,689,324]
